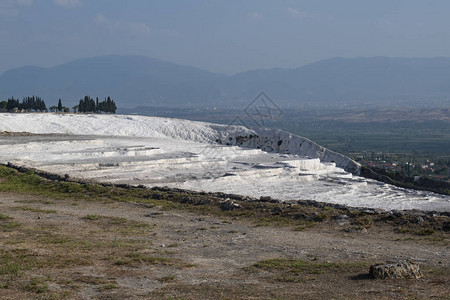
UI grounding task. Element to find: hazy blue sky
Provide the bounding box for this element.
[1,0,450,74]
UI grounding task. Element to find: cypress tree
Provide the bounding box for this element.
[79,99,84,113]
[58,99,63,112]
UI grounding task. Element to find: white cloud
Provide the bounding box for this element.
[93,13,178,37]
[286,7,305,17]
[248,11,263,20]
[54,0,81,8]
[129,22,153,36]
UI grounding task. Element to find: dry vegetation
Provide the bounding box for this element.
[0,165,449,299]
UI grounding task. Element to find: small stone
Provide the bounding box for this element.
[343,227,367,233]
[271,207,282,215]
[337,219,350,226]
[260,196,272,202]
[414,216,424,225]
[336,214,349,220]
[220,199,240,211]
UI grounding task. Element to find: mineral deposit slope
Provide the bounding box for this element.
[0,113,448,212]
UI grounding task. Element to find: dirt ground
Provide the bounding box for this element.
[0,192,449,299]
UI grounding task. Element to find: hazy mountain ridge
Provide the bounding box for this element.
[1,55,450,107]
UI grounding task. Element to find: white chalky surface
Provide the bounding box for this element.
[0,113,448,212]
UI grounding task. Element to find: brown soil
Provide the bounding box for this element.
[0,192,448,299]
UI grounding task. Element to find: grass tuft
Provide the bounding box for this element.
[158,275,176,282]
[24,277,49,294]
[250,258,368,276]
[83,214,100,220]
[0,212,11,220]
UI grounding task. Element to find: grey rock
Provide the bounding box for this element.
[370,260,422,279]
[343,227,367,233]
[260,196,272,202]
[220,199,241,211]
[271,207,282,215]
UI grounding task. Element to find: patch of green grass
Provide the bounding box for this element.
[109,216,127,225]
[158,275,176,283]
[99,283,118,290]
[293,221,316,231]
[13,206,57,214]
[0,249,43,276]
[1,244,91,274]
[83,214,100,220]
[353,215,372,228]
[114,252,195,269]
[313,212,328,222]
[416,227,435,236]
[82,214,152,235]
[15,199,55,205]
[125,253,172,265]
[39,234,71,245]
[24,277,49,294]
[0,166,178,210]
[0,220,21,232]
[114,253,172,266]
[0,212,10,220]
[75,276,109,285]
[395,226,410,234]
[3,239,25,245]
[0,261,20,276]
[114,259,130,266]
[250,258,368,276]
[426,236,445,242]
[0,212,20,232]
[1,210,20,232]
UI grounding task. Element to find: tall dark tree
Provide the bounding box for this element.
[7,97,22,111]
[57,99,63,112]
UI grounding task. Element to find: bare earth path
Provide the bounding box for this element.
[0,192,449,299]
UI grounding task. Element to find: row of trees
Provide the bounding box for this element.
[1,96,47,112]
[77,96,117,114]
[1,96,117,114]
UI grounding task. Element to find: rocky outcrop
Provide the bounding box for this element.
[369,260,422,279]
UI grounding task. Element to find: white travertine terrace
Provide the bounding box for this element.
[0,113,448,212]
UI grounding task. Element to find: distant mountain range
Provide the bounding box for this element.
[1,55,450,108]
